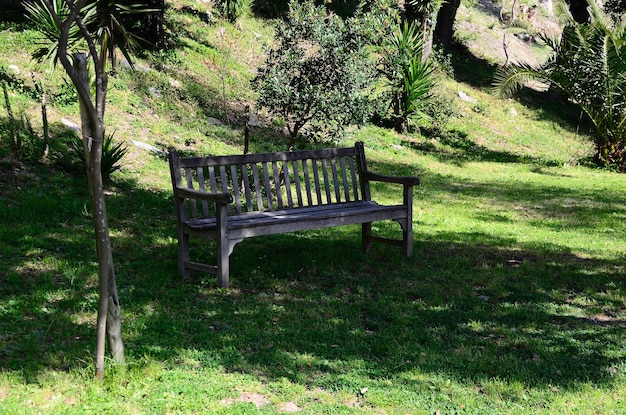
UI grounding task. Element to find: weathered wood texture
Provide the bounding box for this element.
[168,142,420,287]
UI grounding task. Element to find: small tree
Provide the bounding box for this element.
[25,0,149,377]
[251,0,374,150]
[493,0,626,171]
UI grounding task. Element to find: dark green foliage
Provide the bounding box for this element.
[251,0,375,149]
[25,0,154,71]
[24,0,88,69]
[252,0,375,18]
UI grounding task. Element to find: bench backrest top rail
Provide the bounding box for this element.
[170,143,370,219]
[175,145,361,168]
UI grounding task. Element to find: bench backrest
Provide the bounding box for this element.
[169,142,372,220]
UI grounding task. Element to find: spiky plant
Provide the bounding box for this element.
[25,0,151,71]
[379,20,436,133]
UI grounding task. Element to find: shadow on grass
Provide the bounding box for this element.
[402,129,553,166]
[124,232,625,391]
[0,160,624,393]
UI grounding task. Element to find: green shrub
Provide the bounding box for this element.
[493,0,626,171]
[252,0,375,149]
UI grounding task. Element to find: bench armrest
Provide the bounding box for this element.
[176,187,233,204]
[363,171,420,187]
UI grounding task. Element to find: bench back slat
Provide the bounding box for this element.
[184,167,199,218]
[320,159,331,204]
[292,160,303,206]
[349,157,360,201]
[330,159,341,203]
[283,160,294,207]
[196,166,210,217]
[301,159,312,205]
[231,165,242,213]
[272,161,282,209]
[339,157,349,202]
[169,144,369,220]
[262,162,274,210]
[251,164,264,211]
[241,164,253,212]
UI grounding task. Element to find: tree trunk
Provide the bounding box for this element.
[565,0,590,23]
[433,0,461,47]
[132,0,165,49]
[74,53,124,378]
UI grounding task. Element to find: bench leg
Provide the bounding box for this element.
[218,239,244,288]
[362,222,372,252]
[216,205,230,288]
[217,238,230,288]
[403,220,413,257]
[217,246,230,288]
[179,232,190,279]
[403,185,414,257]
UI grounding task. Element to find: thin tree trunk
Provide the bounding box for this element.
[433,0,461,47]
[74,53,124,378]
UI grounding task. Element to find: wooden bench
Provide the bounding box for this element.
[168,142,420,287]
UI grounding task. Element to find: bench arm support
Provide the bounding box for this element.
[363,171,420,187]
[362,170,418,257]
[175,187,233,204]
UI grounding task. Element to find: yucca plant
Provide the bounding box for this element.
[215,0,252,22]
[25,0,152,71]
[24,0,90,69]
[379,20,436,133]
[54,129,127,184]
[493,0,626,171]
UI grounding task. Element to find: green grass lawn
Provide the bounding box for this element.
[2,129,625,414]
[2,2,626,414]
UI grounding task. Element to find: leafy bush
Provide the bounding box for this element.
[251,0,375,149]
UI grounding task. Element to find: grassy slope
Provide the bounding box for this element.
[1,1,626,414]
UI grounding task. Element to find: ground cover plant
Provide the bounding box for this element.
[1,0,626,414]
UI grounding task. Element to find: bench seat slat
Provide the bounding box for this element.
[184,201,407,232]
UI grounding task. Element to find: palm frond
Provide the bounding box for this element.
[24,0,83,69]
[491,63,551,98]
